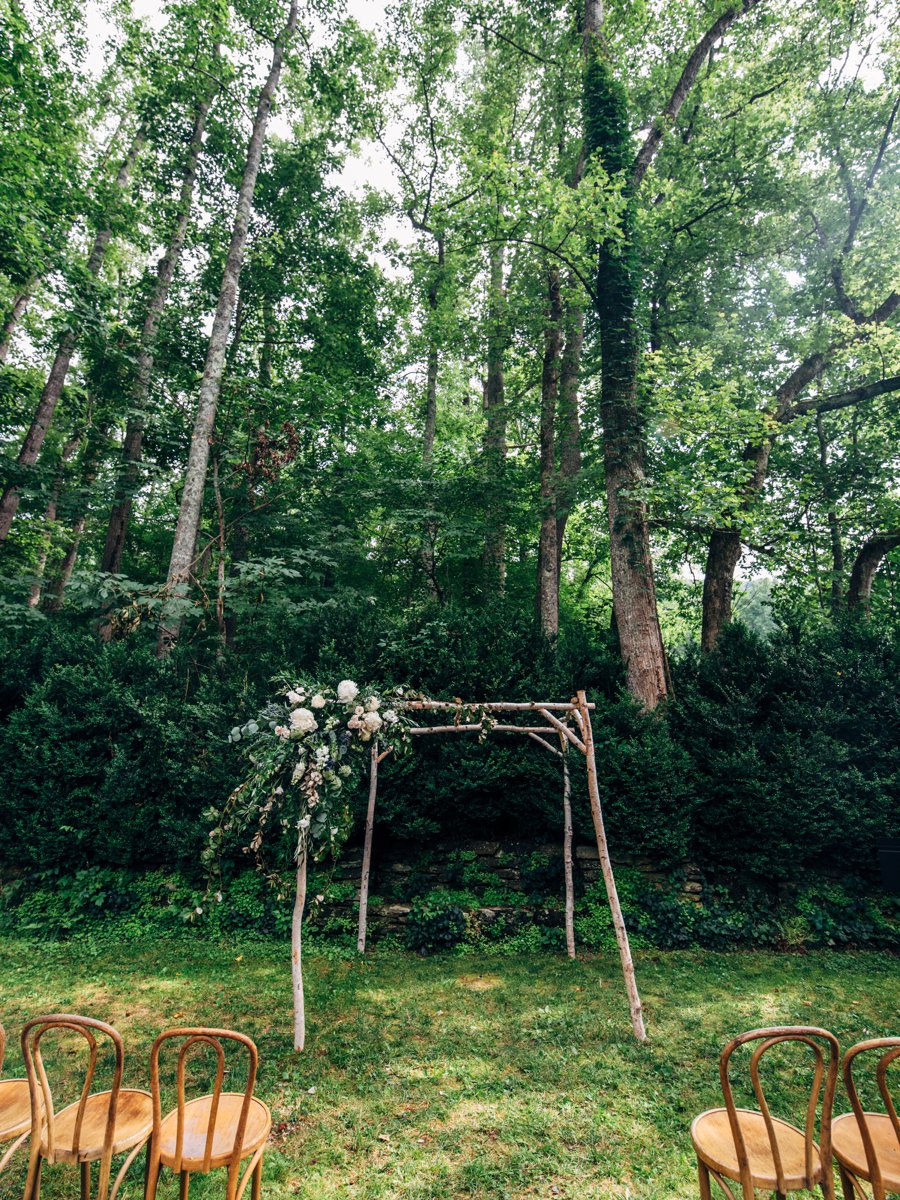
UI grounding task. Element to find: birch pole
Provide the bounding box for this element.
[575,690,647,1041]
[292,849,307,1052]
[357,744,379,953]
[157,0,298,653]
[560,738,576,959]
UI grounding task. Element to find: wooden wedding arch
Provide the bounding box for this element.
[292,690,647,1049]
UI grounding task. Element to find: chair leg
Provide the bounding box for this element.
[251,1156,263,1200]
[698,1159,713,1200]
[24,1150,43,1200]
[179,1169,191,1200]
[145,1156,163,1200]
[82,1160,92,1200]
[837,1166,856,1200]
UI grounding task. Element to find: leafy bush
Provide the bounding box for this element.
[404,892,467,954]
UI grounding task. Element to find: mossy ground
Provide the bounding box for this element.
[0,937,895,1200]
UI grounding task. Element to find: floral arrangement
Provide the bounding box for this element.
[204,679,412,881]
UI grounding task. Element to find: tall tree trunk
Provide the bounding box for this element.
[848,533,900,616]
[584,45,667,709]
[537,268,563,638]
[555,304,584,587]
[101,83,216,576]
[0,283,36,364]
[700,528,743,653]
[815,411,844,611]
[422,236,445,464]
[157,0,298,654]
[482,243,507,591]
[0,129,146,542]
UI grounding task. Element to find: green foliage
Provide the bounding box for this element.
[403,891,467,955]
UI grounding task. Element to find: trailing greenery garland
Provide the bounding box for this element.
[204,680,414,883]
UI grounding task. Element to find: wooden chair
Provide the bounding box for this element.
[0,1020,32,1175]
[146,1028,271,1200]
[21,1014,152,1200]
[691,1026,840,1200]
[832,1038,900,1200]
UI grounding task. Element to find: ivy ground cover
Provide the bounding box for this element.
[0,940,895,1200]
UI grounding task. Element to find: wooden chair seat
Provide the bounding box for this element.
[692,1107,826,1189]
[0,1078,31,1141]
[833,1111,900,1193]
[40,1089,152,1163]
[156,1094,270,1171]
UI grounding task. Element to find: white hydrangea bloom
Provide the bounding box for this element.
[383,710,398,725]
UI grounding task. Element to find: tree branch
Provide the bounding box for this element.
[632,0,763,188]
[787,374,900,420]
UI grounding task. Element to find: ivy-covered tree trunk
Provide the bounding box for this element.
[584,45,667,709]
[0,129,145,542]
[101,82,216,576]
[158,0,298,654]
[482,242,507,592]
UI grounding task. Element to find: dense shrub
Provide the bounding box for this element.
[0,611,897,886]
[404,892,467,954]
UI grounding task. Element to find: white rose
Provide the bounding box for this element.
[366,695,380,712]
[337,680,359,703]
[289,708,317,734]
[362,711,383,733]
[286,690,304,706]
[311,693,327,709]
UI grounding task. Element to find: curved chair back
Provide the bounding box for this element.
[0,1021,6,1075]
[719,1025,840,1199]
[21,1014,124,1200]
[842,1037,900,1200]
[149,1028,259,1188]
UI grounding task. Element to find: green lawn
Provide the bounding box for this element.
[0,939,895,1200]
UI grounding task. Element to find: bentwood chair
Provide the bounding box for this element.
[0,1021,32,1175]
[21,1015,153,1200]
[832,1038,900,1200]
[146,1028,271,1200]
[691,1026,840,1200]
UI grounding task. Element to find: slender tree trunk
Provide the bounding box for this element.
[422,236,444,463]
[101,86,215,575]
[815,412,844,610]
[848,533,900,615]
[585,45,667,708]
[482,243,507,591]
[555,304,583,587]
[157,2,298,654]
[43,423,111,611]
[27,435,81,608]
[0,129,145,542]
[0,283,36,364]
[537,268,563,639]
